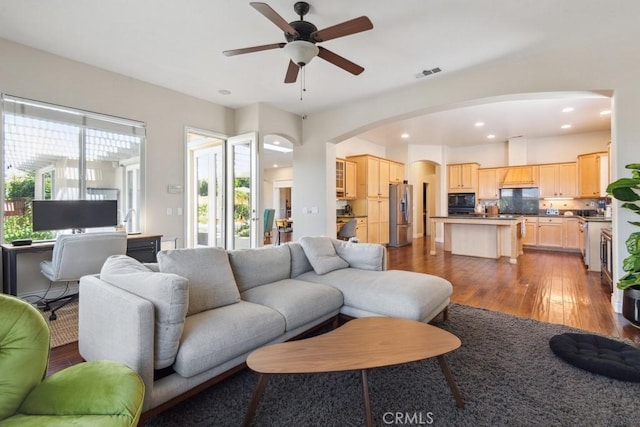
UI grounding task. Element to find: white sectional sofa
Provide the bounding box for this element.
[78,236,453,421]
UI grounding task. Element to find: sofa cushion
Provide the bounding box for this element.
[228,245,291,293]
[299,236,349,275]
[100,255,188,369]
[332,240,385,271]
[157,247,240,316]
[297,268,453,322]
[241,279,343,331]
[288,242,314,278]
[173,301,285,378]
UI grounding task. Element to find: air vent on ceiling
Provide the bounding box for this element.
[416,67,442,78]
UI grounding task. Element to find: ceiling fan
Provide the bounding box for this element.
[223,2,373,83]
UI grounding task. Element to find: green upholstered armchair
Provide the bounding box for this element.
[0,294,145,426]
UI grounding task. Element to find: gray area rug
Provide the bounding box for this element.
[147,304,638,426]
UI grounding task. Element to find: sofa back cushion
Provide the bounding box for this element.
[288,242,314,278]
[299,236,349,275]
[332,240,386,271]
[228,245,291,293]
[100,255,188,369]
[157,247,240,316]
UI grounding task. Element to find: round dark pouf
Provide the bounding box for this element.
[549,333,640,382]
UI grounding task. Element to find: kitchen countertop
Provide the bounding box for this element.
[434,214,524,220]
[336,215,367,219]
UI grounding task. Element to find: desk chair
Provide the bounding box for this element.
[275,219,293,245]
[0,294,145,426]
[263,208,275,244]
[337,218,358,241]
[39,232,127,320]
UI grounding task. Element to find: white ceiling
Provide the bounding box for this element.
[0,0,630,153]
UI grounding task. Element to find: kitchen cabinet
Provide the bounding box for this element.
[538,163,578,198]
[523,217,538,246]
[578,152,608,198]
[389,161,405,183]
[336,158,357,199]
[478,168,501,200]
[367,198,389,244]
[563,217,580,249]
[347,154,392,244]
[537,217,563,248]
[447,163,479,192]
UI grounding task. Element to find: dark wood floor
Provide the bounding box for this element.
[48,237,640,375]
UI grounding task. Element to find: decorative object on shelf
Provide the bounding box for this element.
[606,163,640,326]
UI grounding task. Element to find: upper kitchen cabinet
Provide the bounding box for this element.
[336,158,357,200]
[477,168,505,200]
[538,162,578,198]
[389,161,405,183]
[578,152,608,198]
[447,163,479,193]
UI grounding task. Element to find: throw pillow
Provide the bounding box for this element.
[157,247,240,316]
[299,236,349,275]
[100,255,188,369]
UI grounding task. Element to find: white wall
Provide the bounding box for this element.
[0,37,235,295]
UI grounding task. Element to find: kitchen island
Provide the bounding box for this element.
[430,215,525,264]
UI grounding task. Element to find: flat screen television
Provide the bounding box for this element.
[32,200,118,232]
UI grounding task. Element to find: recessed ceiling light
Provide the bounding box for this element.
[487,134,495,139]
[561,124,572,129]
[264,143,293,153]
[218,89,231,95]
[474,122,485,127]
[273,140,281,145]
[273,164,279,168]
[562,107,574,113]
[401,133,410,139]
[600,109,612,116]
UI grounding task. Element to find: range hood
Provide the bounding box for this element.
[500,138,537,188]
[501,166,537,188]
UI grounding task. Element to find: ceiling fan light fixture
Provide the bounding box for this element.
[284,40,319,66]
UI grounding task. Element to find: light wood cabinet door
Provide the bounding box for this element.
[538,164,558,198]
[344,160,357,199]
[389,161,404,183]
[478,168,499,200]
[448,163,479,192]
[558,163,578,198]
[523,217,538,246]
[538,217,563,247]
[366,157,380,198]
[563,218,580,249]
[378,159,390,198]
[356,217,368,243]
[578,152,606,198]
[539,163,577,198]
[336,159,346,195]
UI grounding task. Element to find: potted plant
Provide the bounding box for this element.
[606,163,640,326]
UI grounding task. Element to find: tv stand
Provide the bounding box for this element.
[1,233,162,296]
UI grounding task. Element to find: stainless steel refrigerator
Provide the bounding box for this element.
[389,183,413,247]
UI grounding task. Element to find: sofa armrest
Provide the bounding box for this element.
[78,275,155,408]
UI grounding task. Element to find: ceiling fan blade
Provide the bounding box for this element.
[312,16,373,42]
[250,2,299,37]
[223,43,285,56]
[284,60,300,83]
[317,47,364,75]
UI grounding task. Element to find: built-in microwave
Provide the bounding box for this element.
[448,192,475,214]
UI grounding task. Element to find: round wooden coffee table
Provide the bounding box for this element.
[242,317,463,427]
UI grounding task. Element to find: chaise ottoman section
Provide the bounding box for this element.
[172,301,285,378]
[297,268,452,323]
